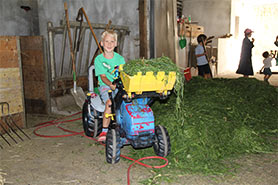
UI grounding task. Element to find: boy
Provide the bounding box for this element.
[94,30,125,142]
[195,34,212,79]
[262,51,273,83]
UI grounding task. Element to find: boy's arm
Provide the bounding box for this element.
[259,60,264,73]
[195,45,207,58]
[259,66,264,72]
[100,74,116,90]
[195,52,207,58]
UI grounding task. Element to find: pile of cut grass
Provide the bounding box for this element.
[123,56,184,111]
[129,77,277,176]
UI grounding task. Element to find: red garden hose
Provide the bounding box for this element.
[33,112,168,185]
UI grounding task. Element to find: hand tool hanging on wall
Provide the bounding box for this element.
[80,7,103,53]
[90,20,112,66]
[64,2,77,93]
[74,8,84,52]
[89,20,112,89]
[64,3,86,109]
[105,20,112,30]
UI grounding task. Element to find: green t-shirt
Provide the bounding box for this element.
[94,52,125,87]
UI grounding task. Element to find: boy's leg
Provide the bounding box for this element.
[197,66,204,77]
[266,75,270,81]
[268,69,272,81]
[264,68,271,83]
[204,73,211,79]
[98,99,111,142]
[204,64,211,79]
[98,85,119,142]
[98,86,111,142]
[103,99,112,127]
[264,75,267,81]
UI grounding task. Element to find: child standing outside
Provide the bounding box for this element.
[95,30,125,142]
[262,51,273,84]
[195,34,212,79]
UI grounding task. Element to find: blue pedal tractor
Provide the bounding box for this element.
[82,65,176,164]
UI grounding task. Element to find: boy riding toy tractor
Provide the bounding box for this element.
[82,64,176,164]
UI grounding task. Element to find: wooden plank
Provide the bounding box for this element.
[0,36,25,126]
[0,36,19,68]
[22,65,45,82]
[0,68,21,88]
[24,82,46,99]
[21,51,44,69]
[20,36,49,114]
[0,36,17,50]
[0,51,19,68]
[0,68,24,116]
[20,36,43,50]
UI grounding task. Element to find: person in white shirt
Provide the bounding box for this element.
[195,34,212,79]
[262,51,273,83]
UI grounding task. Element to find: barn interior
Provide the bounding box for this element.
[0,0,277,184]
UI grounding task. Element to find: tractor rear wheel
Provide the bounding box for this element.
[106,128,121,164]
[82,102,102,138]
[153,125,171,157]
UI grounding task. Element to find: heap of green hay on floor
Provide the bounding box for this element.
[129,76,278,175]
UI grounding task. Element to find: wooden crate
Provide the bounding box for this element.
[0,36,26,131]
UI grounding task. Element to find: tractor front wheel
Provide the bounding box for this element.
[82,102,102,138]
[153,125,171,157]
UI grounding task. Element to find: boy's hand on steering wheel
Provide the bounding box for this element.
[109,84,116,90]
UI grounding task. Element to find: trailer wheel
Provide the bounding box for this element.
[153,125,171,157]
[106,128,121,164]
[82,102,102,138]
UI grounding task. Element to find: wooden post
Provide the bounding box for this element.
[139,0,148,58]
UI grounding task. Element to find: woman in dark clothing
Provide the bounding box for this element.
[236,28,255,77]
[274,35,278,47]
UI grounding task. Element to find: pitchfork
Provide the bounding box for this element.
[0,102,31,148]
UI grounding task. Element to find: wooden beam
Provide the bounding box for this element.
[139,0,148,58]
[58,20,130,32]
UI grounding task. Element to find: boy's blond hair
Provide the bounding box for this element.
[101,30,117,43]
